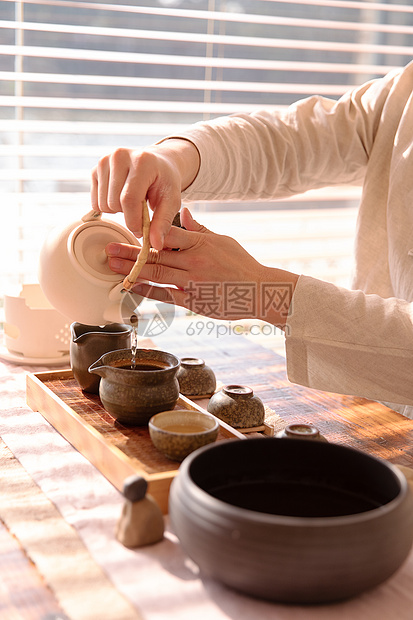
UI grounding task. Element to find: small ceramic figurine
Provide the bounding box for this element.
[116,475,164,548]
[207,384,265,428]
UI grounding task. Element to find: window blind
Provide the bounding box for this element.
[1,0,413,296]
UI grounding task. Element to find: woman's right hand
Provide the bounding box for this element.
[90,139,200,250]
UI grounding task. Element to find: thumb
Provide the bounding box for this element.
[180,206,210,233]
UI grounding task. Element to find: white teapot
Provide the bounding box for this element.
[38,210,142,325]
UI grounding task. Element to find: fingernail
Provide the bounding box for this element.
[154,233,165,251]
[110,258,123,269]
[106,244,120,256]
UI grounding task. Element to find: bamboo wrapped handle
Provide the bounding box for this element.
[122,200,151,292]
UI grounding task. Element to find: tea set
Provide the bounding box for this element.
[32,208,413,602]
[36,207,262,439]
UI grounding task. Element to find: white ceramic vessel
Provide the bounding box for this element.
[3,283,71,363]
[38,210,141,325]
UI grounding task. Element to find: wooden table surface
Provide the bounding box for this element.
[156,328,413,467]
[3,325,413,620]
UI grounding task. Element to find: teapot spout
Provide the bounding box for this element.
[104,283,145,325]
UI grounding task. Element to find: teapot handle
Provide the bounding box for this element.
[82,209,102,223]
[122,200,150,292]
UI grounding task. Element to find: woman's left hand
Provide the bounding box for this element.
[106,207,298,327]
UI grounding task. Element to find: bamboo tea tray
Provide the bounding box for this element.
[26,369,245,514]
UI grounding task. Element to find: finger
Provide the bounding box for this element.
[133,282,190,310]
[106,242,139,261]
[90,166,100,211]
[107,246,189,289]
[106,243,188,280]
[120,175,147,237]
[93,156,111,212]
[180,206,209,233]
[107,150,131,215]
[163,221,210,252]
[118,149,155,237]
[149,194,181,251]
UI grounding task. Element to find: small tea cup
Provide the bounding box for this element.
[149,409,219,461]
[207,384,265,428]
[177,357,216,398]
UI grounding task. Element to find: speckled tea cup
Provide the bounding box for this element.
[276,423,328,442]
[207,384,265,428]
[177,357,216,398]
[149,409,219,461]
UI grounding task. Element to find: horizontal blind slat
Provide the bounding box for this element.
[258,0,413,12]
[2,21,413,58]
[0,119,200,134]
[4,13,413,35]
[1,94,351,113]
[0,145,127,156]
[2,187,363,203]
[4,0,413,28]
[4,0,412,14]
[0,62,396,89]
[3,37,413,60]
[0,77,361,96]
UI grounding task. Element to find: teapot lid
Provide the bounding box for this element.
[68,220,137,283]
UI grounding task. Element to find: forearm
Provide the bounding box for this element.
[155,138,200,192]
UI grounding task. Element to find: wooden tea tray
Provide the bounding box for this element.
[26,369,245,513]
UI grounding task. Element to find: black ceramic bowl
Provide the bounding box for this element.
[169,437,413,604]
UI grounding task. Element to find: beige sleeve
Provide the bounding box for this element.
[285,275,413,406]
[174,68,401,202]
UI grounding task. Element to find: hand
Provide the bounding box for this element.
[90,139,200,250]
[106,207,298,327]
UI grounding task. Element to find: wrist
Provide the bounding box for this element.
[155,138,200,192]
[257,267,299,329]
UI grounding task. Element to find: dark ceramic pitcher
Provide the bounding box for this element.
[89,348,180,425]
[70,322,132,393]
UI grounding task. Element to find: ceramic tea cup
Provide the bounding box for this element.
[70,322,132,393]
[149,409,219,461]
[176,358,216,398]
[276,423,328,442]
[207,384,265,428]
[89,348,180,425]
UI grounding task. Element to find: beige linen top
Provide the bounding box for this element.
[177,62,413,417]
